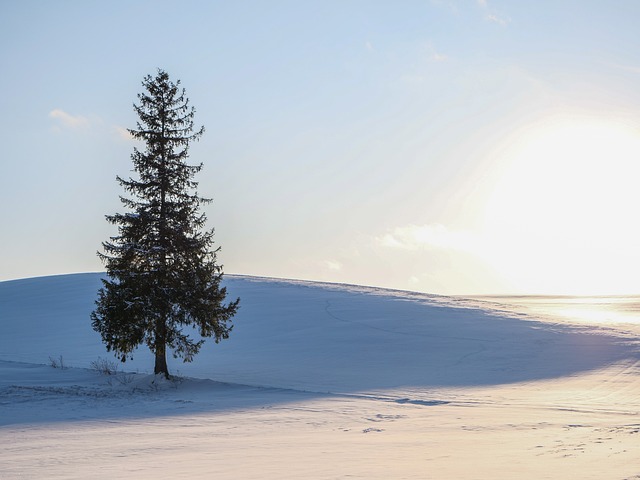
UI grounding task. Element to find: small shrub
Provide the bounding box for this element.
[49,355,67,370]
[116,373,135,385]
[91,357,119,375]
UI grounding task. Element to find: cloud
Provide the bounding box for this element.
[475,0,511,26]
[424,42,448,63]
[114,125,134,141]
[324,260,343,272]
[376,224,478,253]
[398,43,448,84]
[485,13,510,25]
[49,109,90,129]
[49,109,133,141]
[365,41,374,52]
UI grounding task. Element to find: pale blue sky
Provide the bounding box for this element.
[2,1,640,294]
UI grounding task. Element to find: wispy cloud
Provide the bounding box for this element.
[324,260,343,272]
[475,0,511,26]
[48,109,89,129]
[113,125,134,141]
[49,109,134,141]
[485,13,511,26]
[433,0,508,25]
[365,41,374,52]
[398,43,448,84]
[432,52,448,62]
[376,224,478,253]
[424,42,448,63]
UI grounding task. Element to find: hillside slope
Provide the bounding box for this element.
[0,272,635,393]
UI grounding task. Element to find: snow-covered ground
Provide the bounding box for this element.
[1,273,639,479]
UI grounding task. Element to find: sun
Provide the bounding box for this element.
[479,114,640,294]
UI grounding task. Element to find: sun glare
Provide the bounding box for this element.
[481,115,640,294]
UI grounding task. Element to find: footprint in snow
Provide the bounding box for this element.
[362,428,384,434]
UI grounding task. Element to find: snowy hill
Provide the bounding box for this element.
[0,273,633,392]
[1,273,639,479]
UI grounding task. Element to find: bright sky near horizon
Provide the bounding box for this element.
[2,1,640,295]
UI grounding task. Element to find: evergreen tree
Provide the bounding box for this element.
[91,69,239,378]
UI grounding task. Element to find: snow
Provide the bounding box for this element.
[1,273,639,479]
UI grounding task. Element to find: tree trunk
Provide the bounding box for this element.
[154,344,169,378]
[154,317,169,378]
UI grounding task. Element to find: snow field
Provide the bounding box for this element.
[1,273,639,478]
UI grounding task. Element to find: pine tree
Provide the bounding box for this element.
[91,69,239,378]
